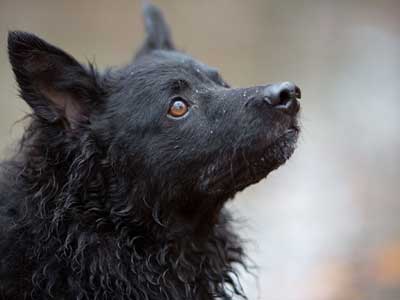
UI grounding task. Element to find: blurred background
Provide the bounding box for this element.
[0,0,399,299]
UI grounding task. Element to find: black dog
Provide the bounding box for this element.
[0,3,300,300]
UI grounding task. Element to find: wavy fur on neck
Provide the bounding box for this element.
[0,119,247,300]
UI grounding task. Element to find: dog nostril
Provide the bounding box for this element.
[295,86,301,99]
[263,82,301,107]
[260,82,301,116]
[278,89,292,104]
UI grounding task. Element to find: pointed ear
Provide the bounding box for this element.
[8,31,101,127]
[135,3,175,59]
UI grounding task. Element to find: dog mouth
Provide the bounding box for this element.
[255,125,299,169]
[284,125,300,135]
[198,124,299,196]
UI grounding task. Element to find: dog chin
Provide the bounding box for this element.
[197,127,299,197]
[233,127,299,188]
[261,127,299,169]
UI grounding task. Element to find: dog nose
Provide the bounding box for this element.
[262,82,301,115]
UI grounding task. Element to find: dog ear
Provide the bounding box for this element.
[135,2,175,59]
[8,31,101,128]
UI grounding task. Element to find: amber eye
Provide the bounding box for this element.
[168,97,189,118]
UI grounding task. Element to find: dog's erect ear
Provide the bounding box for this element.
[135,2,175,59]
[8,31,101,127]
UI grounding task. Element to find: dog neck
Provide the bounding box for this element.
[4,120,248,299]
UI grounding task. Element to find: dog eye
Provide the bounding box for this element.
[168,97,189,118]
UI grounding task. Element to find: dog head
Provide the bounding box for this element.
[7,3,300,222]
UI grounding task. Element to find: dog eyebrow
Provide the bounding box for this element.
[168,79,191,92]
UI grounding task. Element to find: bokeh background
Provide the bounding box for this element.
[0,1,399,299]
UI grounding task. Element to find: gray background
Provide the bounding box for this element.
[0,1,399,299]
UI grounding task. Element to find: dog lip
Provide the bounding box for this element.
[285,127,299,134]
[284,124,300,135]
[261,125,299,155]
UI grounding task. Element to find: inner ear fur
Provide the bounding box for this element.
[8,31,101,127]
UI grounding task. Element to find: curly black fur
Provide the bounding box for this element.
[0,3,300,300]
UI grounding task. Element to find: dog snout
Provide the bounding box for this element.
[262,82,301,116]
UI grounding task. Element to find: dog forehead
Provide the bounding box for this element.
[137,50,217,77]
